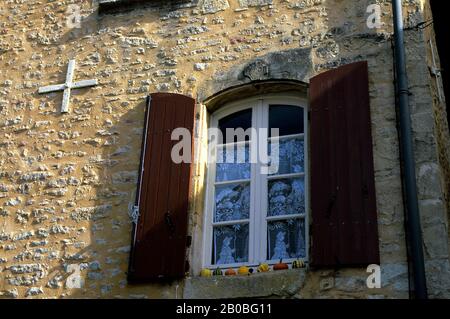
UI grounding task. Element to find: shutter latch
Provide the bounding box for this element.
[165,211,176,235]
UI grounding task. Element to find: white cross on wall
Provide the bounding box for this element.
[38,59,98,113]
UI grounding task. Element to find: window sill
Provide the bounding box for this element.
[183,269,306,299]
[203,259,308,271]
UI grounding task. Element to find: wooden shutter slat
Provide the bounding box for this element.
[311,70,340,266]
[310,61,380,267]
[329,72,340,265]
[132,95,167,280]
[165,95,193,277]
[128,93,196,282]
[358,63,379,263]
[155,96,177,275]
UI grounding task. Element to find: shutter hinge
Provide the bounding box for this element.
[129,205,140,224]
[430,66,442,77]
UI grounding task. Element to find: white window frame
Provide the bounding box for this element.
[202,93,309,269]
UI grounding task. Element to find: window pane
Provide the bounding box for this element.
[268,178,305,216]
[213,224,249,265]
[268,137,304,175]
[216,143,251,182]
[214,183,250,222]
[218,108,252,143]
[267,219,305,261]
[269,105,304,137]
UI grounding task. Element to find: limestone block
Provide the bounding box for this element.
[184,269,305,298]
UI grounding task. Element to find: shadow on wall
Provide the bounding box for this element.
[60,0,200,42]
[58,99,189,299]
[36,3,201,297]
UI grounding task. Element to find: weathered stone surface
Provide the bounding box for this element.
[319,277,334,291]
[7,264,46,275]
[199,0,229,14]
[198,47,313,102]
[19,172,53,183]
[381,264,408,288]
[71,205,112,222]
[0,288,18,298]
[112,171,138,184]
[25,287,44,297]
[417,163,444,200]
[334,276,367,292]
[423,223,449,259]
[47,275,64,289]
[424,259,450,298]
[184,269,306,298]
[239,0,273,7]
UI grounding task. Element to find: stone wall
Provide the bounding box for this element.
[0,0,448,299]
[416,0,450,298]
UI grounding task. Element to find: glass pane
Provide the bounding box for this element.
[214,183,250,222]
[268,178,305,216]
[216,143,251,182]
[218,108,252,143]
[213,224,249,265]
[269,105,304,137]
[267,219,305,261]
[268,137,304,175]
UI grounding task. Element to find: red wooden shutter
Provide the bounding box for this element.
[128,93,195,282]
[310,61,380,267]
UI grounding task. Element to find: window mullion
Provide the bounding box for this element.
[251,99,263,264]
[249,105,258,265]
[251,101,260,264]
[260,99,269,263]
[255,100,266,264]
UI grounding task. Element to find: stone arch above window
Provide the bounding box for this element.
[203,79,309,113]
[198,47,313,111]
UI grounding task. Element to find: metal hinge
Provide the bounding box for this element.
[129,205,140,224]
[430,66,442,77]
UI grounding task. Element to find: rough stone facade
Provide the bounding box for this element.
[0,0,449,299]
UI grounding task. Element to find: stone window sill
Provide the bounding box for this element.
[183,269,306,299]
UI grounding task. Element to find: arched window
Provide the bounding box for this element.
[128,63,380,281]
[203,94,309,268]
